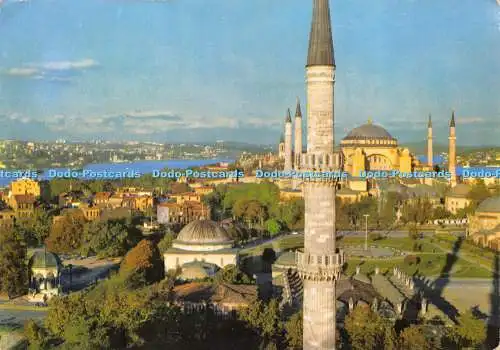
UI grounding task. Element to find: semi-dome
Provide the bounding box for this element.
[179,261,217,280]
[476,196,500,213]
[343,122,395,141]
[29,250,62,269]
[176,220,232,245]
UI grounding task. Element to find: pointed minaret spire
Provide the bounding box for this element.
[295,97,302,118]
[307,0,335,67]
[284,109,293,171]
[285,108,292,123]
[427,114,433,168]
[294,98,303,169]
[449,110,457,187]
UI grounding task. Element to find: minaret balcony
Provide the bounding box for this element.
[298,152,343,172]
[296,250,345,281]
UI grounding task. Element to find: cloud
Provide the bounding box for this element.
[32,58,99,71]
[3,58,99,81]
[456,117,486,125]
[4,67,39,77]
[15,110,275,138]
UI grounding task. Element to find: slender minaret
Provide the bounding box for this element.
[449,111,457,187]
[427,114,433,167]
[294,98,303,169]
[297,1,344,349]
[278,134,285,159]
[284,108,293,171]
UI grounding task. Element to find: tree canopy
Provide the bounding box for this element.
[0,229,28,297]
[119,239,164,286]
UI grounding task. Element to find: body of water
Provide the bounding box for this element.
[0,159,233,187]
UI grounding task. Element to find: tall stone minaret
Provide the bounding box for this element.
[284,108,293,171]
[449,111,457,187]
[427,114,433,167]
[294,98,303,169]
[298,0,344,349]
[278,134,285,159]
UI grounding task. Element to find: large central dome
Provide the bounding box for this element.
[343,122,395,141]
[174,220,233,251]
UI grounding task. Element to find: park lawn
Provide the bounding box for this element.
[432,236,495,268]
[339,236,435,253]
[343,254,491,279]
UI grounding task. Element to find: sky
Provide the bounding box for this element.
[0,0,499,145]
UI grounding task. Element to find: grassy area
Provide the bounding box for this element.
[344,254,491,278]
[433,234,496,269]
[338,236,436,253]
[240,233,494,278]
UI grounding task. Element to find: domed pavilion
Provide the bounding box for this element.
[469,196,500,250]
[28,249,62,302]
[164,220,239,279]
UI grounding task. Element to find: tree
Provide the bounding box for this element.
[13,208,52,247]
[239,299,283,343]
[285,310,302,349]
[120,239,164,286]
[0,229,28,297]
[24,319,50,350]
[245,200,267,228]
[432,206,451,220]
[157,231,175,254]
[379,192,399,227]
[265,218,282,237]
[397,325,433,350]
[344,306,388,350]
[402,198,433,226]
[40,275,184,349]
[80,219,142,258]
[271,199,305,230]
[447,309,487,348]
[45,210,86,253]
[213,264,253,285]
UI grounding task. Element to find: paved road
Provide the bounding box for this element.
[422,277,494,289]
[0,309,46,325]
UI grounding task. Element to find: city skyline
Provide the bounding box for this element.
[0,0,499,144]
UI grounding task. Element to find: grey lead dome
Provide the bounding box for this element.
[343,123,395,140]
[176,220,232,245]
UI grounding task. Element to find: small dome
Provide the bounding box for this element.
[179,261,217,280]
[344,123,395,141]
[476,196,500,213]
[176,220,231,245]
[29,250,62,269]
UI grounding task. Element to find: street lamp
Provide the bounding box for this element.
[363,214,370,251]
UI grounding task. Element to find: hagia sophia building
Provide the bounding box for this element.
[278,104,459,193]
